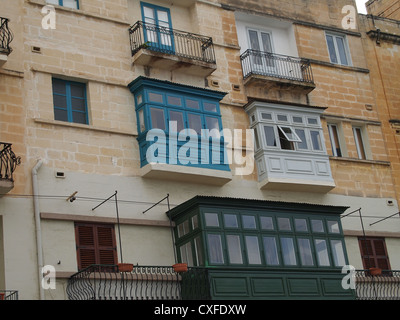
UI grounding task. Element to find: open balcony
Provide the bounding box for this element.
[129,21,217,77]
[240,49,316,94]
[0,290,18,300]
[0,142,21,195]
[0,17,13,67]
[66,265,400,300]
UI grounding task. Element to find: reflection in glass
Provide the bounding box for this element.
[245,236,262,264]
[227,235,243,264]
[207,234,224,264]
[281,237,297,266]
[263,237,279,266]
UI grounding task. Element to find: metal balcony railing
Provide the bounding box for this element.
[355,270,400,300]
[240,49,314,84]
[129,21,216,64]
[66,264,211,300]
[0,290,18,300]
[0,17,13,55]
[0,142,21,183]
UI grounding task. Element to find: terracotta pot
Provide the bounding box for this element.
[118,263,134,272]
[369,267,382,276]
[173,263,188,273]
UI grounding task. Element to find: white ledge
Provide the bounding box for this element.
[259,177,335,193]
[140,163,232,186]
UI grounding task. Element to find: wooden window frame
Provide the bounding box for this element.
[75,222,118,270]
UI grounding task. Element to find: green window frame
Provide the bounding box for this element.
[174,208,348,270]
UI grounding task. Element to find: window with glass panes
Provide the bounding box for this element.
[174,206,348,269]
[52,78,88,124]
[129,77,228,171]
[46,0,79,9]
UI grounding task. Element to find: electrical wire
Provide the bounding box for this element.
[0,193,175,207]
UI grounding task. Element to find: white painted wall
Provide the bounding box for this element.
[235,12,299,57]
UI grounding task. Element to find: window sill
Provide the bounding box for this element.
[34,118,137,137]
[329,156,391,166]
[140,163,232,186]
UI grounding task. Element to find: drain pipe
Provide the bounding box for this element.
[32,159,44,300]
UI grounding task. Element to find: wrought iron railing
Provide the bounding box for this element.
[0,290,18,300]
[0,17,13,54]
[129,21,216,64]
[355,270,400,300]
[240,49,314,84]
[66,264,211,300]
[0,142,21,183]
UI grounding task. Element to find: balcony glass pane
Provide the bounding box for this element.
[207,234,224,264]
[310,130,322,150]
[227,235,243,264]
[242,215,256,229]
[278,217,291,231]
[169,110,184,132]
[263,125,277,147]
[150,108,166,130]
[263,237,279,266]
[331,240,346,267]
[311,219,324,233]
[315,239,330,266]
[245,236,262,264]
[328,221,340,234]
[224,214,238,228]
[298,238,314,266]
[260,216,274,230]
[295,219,308,232]
[295,129,308,150]
[205,213,219,227]
[281,237,297,266]
[188,113,202,135]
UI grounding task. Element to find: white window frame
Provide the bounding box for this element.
[325,32,352,66]
[328,123,342,157]
[255,110,326,153]
[352,126,367,160]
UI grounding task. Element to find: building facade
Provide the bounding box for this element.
[0,0,399,300]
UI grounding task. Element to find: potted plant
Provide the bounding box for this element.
[369,267,382,276]
[118,263,134,272]
[173,263,188,273]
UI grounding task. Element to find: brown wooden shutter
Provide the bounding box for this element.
[75,223,118,270]
[358,237,391,270]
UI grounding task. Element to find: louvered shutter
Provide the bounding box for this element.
[358,237,391,271]
[75,223,118,270]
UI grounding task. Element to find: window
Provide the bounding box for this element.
[52,78,88,124]
[46,0,79,9]
[141,2,174,53]
[130,77,228,171]
[328,123,343,157]
[177,209,347,269]
[325,33,351,66]
[359,237,391,270]
[75,223,117,270]
[353,127,367,160]
[255,109,326,153]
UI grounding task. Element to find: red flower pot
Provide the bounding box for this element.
[118,263,134,272]
[369,267,382,276]
[173,263,188,273]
